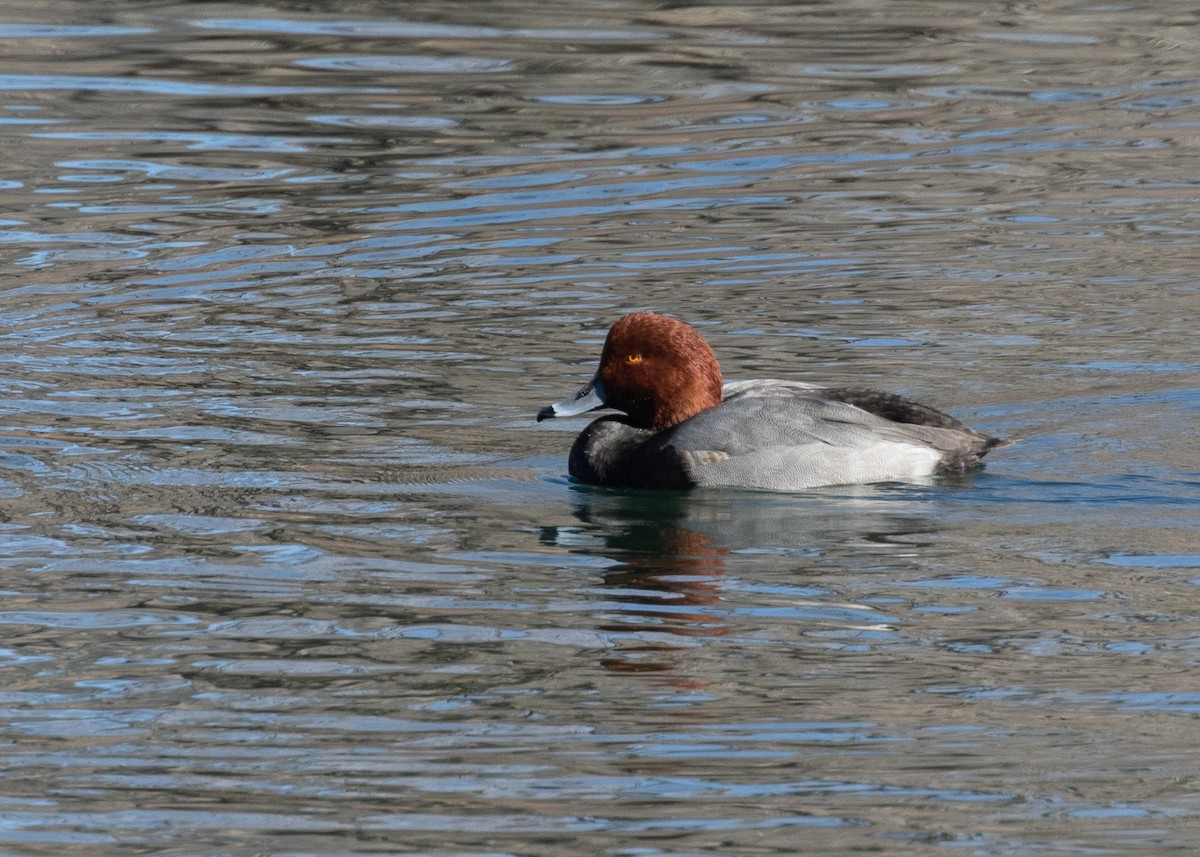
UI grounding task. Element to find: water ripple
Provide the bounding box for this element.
[0,3,1196,854]
[0,74,385,97]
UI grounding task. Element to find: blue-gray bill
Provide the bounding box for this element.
[536,375,607,421]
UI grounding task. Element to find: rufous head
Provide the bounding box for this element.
[597,312,723,429]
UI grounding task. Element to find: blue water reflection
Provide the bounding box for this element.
[0,1,1197,854]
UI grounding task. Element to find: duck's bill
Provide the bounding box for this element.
[536,375,607,421]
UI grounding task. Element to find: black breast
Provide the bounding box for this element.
[568,416,694,489]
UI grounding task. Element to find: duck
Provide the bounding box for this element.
[537,311,1007,491]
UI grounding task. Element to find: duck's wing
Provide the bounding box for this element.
[666,383,1004,490]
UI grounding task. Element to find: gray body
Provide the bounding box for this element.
[566,380,1004,492]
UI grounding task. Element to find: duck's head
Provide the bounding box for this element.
[537,312,723,430]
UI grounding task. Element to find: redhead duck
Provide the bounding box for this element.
[537,312,1007,491]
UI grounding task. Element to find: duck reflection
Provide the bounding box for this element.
[541,483,940,674]
[546,490,726,675]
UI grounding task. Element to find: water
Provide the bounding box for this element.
[0,1,1198,854]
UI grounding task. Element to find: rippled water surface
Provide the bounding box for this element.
[1,1,1199,854]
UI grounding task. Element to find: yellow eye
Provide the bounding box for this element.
[626,354,642,364]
